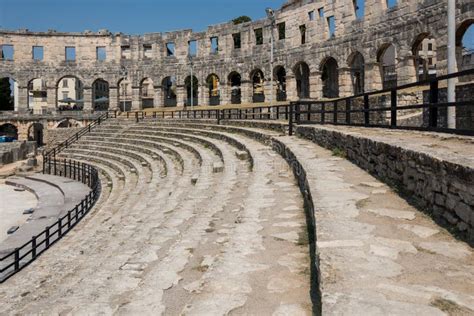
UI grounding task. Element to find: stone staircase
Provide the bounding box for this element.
[0,116,473,315]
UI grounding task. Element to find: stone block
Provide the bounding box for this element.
[213,162,224,173]
[235,150,248,160]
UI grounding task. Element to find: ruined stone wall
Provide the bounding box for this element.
[0,0,473,111]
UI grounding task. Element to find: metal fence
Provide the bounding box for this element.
[0,158,100,283]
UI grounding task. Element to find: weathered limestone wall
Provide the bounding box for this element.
[295,125,474,245]
[0,141,36,165]
[43,127,83,151]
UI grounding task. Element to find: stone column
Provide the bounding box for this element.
[310,72,322,100]
[109,87,119,111]
[397,55,417,85]
[220,81,228,105]
[201,85,209,106]
[338,68,353,97]
[153,85,163,108]
[16,86,29,113]
[365,62,382,92]
[47,86,57,112]
[241,80,252,104]
[176,85,185,108]
[83,87,93,112]
[132,86,141,110]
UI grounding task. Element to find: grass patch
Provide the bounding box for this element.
[331,148,347,158]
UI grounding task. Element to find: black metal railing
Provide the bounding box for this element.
[0,158,100,283]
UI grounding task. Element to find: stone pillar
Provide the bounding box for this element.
[365,62,382,92]
[338,68,353,97]
[241,81,252,104]
[286,75,297,102]
[83,87,93,112]
[47,86,57,112]
[397,56,417,85]
[17,86,29,113]
[176,85,185,108]
[310,72,322,100]
[132,86,141,110]
[109,87,119,111]
[153,86,163,108]
[220,81,229,105]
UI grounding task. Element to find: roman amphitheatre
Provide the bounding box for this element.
[0,0,473,314]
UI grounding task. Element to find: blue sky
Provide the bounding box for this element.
[0,0,286,34]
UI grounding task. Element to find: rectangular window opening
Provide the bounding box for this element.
[308,10,315,21]
[278,22,286,40]
[166,42,175,56]
[255,28,263,45]
[1,45,14,60]
[233,33,241,49]
[211,37,219,54]
[65,46,76,61]
[354,0,365,19]
[188,40,197,56]
[33,46,44,61]
[96,46,106,61]
[318,8,324,18]
[299,25,306,45]
[386,0,397,9]
[121,45,130,59]
[328,16,336,38]
[143,44,152,58]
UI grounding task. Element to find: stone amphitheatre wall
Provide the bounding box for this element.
[0,0,473,112]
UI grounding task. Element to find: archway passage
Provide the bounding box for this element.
[141,78,154,109]
[229,72,241,104]
[377,44,397,89]
[27,78,48,113]
[92,79,109,111]
[162,77,177,107]
[57,119,82,128]
[0,77,16,111]
[251,69,265,103]
[294,62,310,99]
[28,123,44,146]
[57,76,84,110]
[185,76,199,107]
[412,34,437,81]
[349,52,365,95]
[207,74,220,106]
[274,66,287,101]
[321,57,339,98]
[118,78,132,111]
[0,123,18,140]
[456,20,474,71]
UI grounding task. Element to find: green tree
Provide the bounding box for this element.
[0,78,13,111]
[232,16,252,25]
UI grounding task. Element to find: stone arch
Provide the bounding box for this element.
[0,77,17,111]
[118,77,132,111]
[56,75,84,110]
[293,62,310,99]
[228,71,242,104]
[184,75,199,106]
[456,19,474,71]
[140,78,155,109]
[27,122,44,146]
[411,33,437,81]
[250,69,265,103]
[320,57,339,98]
[92,78,109,111]
[27,78,48,112]
[0,123,18,140]
[377,44,397,89]
[206,74,220,106]
[348,51,365,94]
[162,76,177,107]
[274,65,287,101]
[55,118,83,129]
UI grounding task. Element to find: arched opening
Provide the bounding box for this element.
[28,123,44,146]
[140,78,154,109]
[456,20,474,71]
[0,77,16,111]
[57,76,84,110]
[412,34,437,81]
[251,69,265,103]
[92,79,109,111]
[27,78,48,113]
[294,62,310,99]
[377,44,397,89]
[56,119,82,128]
[162,76,177,107]
[228,72,241,104]
[321,57,339,98]
[184,75,199,107]
[349,52,365,95]
[274,66,287,101]
[206,74,220,106]
[118,78,132,111]
[0,123,18,140]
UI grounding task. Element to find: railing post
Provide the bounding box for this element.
[45,226,50,248]
[390,89,397,128]
[58,218,62,237]
[333,101,338,124]
[321,102,325,124]
[307,103,311,122]
[289,103,294,136]
[32,236,37,258]
[429,80,439,128]
[217,109,221,125]
[364,94,370,127]
[345,99,351,125]
[14,248,19,271]
[295,102,301,124]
